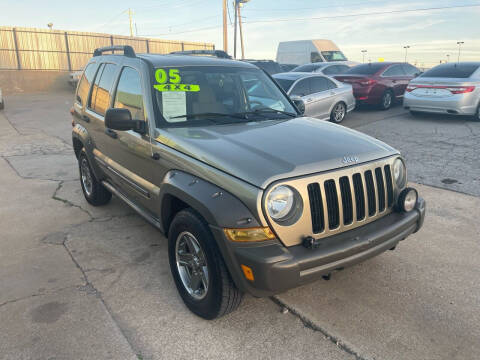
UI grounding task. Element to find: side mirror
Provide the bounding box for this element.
[105,108,146,134]
[290,96,305,115]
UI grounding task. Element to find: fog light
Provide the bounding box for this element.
[398,187,418,212]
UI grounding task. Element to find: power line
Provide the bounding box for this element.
[244,3,480,24]
[94,9,128,30]
[143,3,480,36]
[241,0,391,12]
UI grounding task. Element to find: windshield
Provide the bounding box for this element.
[321,51,347,61]
[345,63,384,75]
[153,66,297,127]
[420,64,479,78]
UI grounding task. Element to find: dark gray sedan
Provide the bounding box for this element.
[273,72,355,123]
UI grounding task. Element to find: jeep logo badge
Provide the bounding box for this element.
[342,156,359,164]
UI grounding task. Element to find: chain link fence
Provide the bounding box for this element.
[0,26,214,71]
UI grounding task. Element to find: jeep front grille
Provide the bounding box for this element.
[308,164,394,234]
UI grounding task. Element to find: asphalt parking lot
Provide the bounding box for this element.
[1,91,479,360]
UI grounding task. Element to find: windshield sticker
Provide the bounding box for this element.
[162,91,187,122]
[154,68,200,92]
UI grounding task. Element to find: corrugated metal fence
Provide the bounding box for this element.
[0,26,214,71]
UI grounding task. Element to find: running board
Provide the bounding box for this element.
[101,181,163,230]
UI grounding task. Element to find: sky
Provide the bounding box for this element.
[1,0,480,67]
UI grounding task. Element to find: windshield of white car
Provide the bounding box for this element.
[321,51,347,61]
[153,66,297,127]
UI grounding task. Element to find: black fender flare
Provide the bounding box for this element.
[159,170,261,230]
[72,124,103,180]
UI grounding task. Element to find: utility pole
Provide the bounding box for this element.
[238,4,245,59]
[403,45,410,63]
[361,49,367,63]
[128,8,134,37]
[457,41,464,62]
[223,0,228,52]
[233,1,238,58]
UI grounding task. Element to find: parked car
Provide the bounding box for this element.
[273,72,355,123]
[242,59,283,74]
[169,50,232,59]
[335,62,422,110]
[291,62,353,76]
[279,63,299,72]
[276,39,349,65]
[403,62,480,121]
[69,69,83,88]
[71,45,425,319]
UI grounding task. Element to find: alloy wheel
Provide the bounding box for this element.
[175,231,209,300]
[333,103,346,122]
[80,157,93,196]
[383,92,392,109]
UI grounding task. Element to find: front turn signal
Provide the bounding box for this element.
[224,227,276,242]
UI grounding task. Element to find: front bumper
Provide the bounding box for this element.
[403,92,478,115]
[211,197,426,297]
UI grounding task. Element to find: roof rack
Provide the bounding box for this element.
[169,50,232,59]
[93,45,136,58]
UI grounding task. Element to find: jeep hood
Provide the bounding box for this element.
[157,117,398,189]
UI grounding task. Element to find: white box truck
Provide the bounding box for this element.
[276,39,353,66]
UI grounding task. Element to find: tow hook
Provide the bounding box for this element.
[303,236,321,249]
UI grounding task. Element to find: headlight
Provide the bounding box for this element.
[267,185,294,221]
[393,158,407,188]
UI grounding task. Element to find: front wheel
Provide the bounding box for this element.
[379,90,394,110]
[473,105,480,122]
[330,102,347,123]
[168,209,243,319]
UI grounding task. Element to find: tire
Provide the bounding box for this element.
[379,90,394,110]
[473,105,480,122]
[330,102,347,123]
[78,149,112,206]
[168,209,243,319]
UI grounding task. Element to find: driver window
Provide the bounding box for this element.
[290,79,310,97]
[114,67,145,121]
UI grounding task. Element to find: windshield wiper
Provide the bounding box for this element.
[237,108,297,118]
[170,112,246,122]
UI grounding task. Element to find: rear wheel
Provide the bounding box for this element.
[379,90,394,110]
[168,209,243,319]
[78,150,112,206]
[330,102,346,123]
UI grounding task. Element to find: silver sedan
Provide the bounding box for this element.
[403,62,480,121]
[273,72,356,123]
[290,61,357,76]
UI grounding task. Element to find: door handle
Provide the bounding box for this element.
[105,128,118,139]
[82,115,90,123]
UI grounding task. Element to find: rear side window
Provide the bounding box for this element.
[421,64,480,78]
[91,63,117,116]
[310,77,337,93]
[290,78,310,96]
[76,63,97,105]
[322,65,338,75]
[382,65,406,77]
[346,63,384,75]
[114,67,145,121]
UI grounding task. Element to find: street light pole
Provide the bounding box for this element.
[361,49,367,63]
[457,41,464,62]
[446,54,450,63]
[403,45,410,63]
